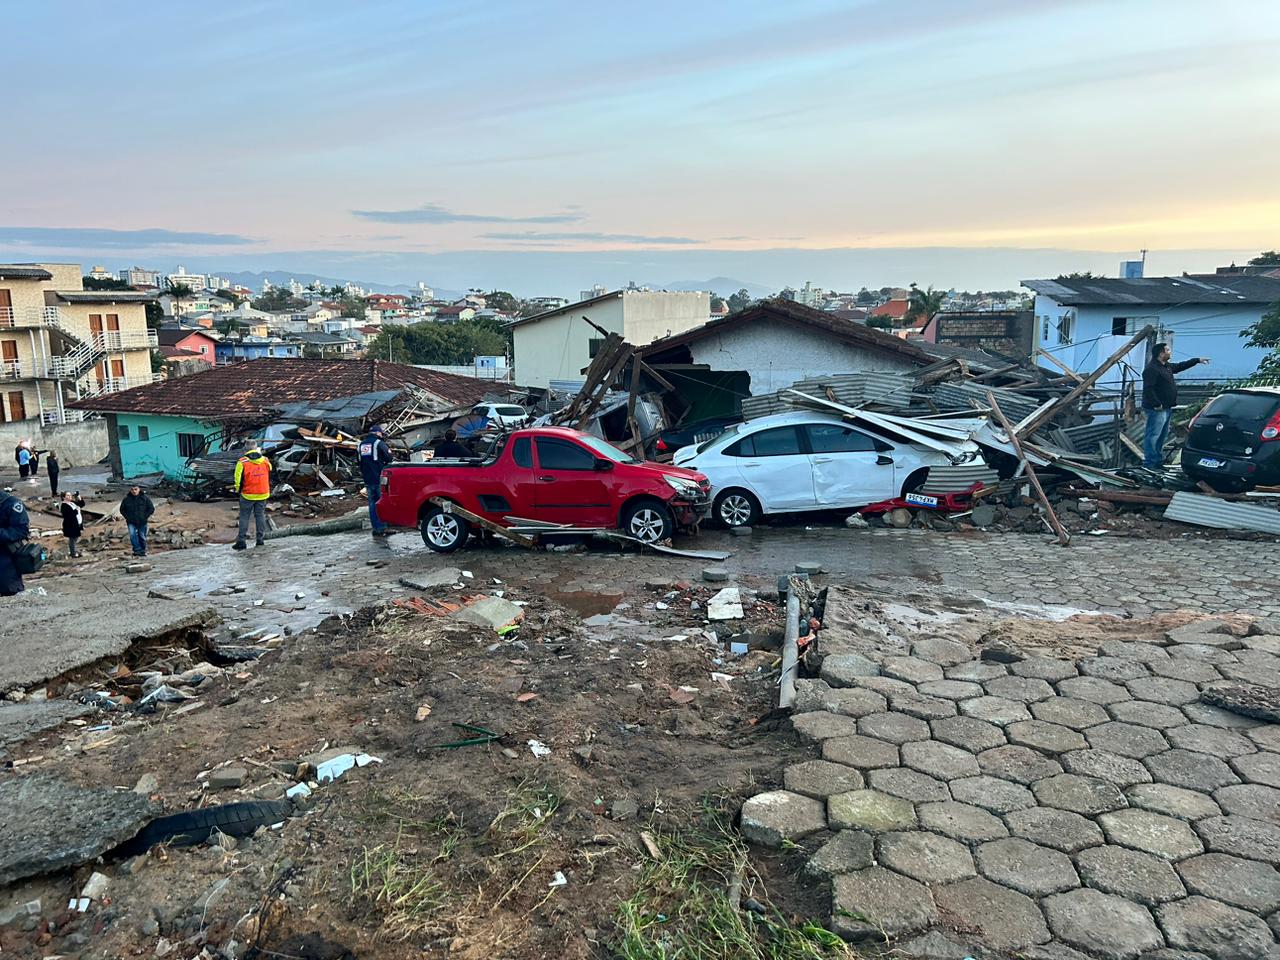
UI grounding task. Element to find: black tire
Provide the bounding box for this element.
[420,505,468,552]
[620,499,674,544]
[713,488,759,528]
[114,800,294,856]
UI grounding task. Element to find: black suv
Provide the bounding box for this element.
[1181,387,1280,491]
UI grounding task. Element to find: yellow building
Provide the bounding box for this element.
[0,263,157,424]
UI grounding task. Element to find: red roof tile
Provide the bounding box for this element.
[870,299,910,320]
[68,358,496,420]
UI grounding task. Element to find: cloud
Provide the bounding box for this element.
[481,231,701,246]
[0,226,253,248]
[351,203,584,225]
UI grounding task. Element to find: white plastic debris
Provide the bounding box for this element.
[286,782,312,799]
[548,871,567,888]
[314,752,382,783]
[527,739,551,758]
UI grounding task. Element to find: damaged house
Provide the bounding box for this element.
[67,358,500,481]
[637,299,934,422]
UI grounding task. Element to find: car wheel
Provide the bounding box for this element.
[420,505,468,552]
[713,489,759,528]
[622,500,673,544]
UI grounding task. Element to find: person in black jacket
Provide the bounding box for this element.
[0,490,30,595]
[120,485,155,557]
[433,429,473,460]
[60,491,85,558]
[1142,343,1209,470]
[46,452,61,497]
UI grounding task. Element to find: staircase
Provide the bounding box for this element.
[38,308,106,381]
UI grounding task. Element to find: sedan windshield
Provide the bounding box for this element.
[576,434,640,464]
[696,422,743,454]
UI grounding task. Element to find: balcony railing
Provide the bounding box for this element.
[0,307,156,348]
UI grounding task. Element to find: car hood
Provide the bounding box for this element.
[672,444,701,467]
[627,459,707,483]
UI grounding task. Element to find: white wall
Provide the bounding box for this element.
[619,291,709,343]
[686,320,919,395]
[0,418,109,468]
[513,298,624,388]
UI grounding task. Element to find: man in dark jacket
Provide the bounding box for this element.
[358,425,394,538]
[120,485,155,557]
[46,451,61,497]
[434,429,472,460]
[1142,343,1209,470]
[0,490,30,595]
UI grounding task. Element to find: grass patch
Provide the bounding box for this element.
[349,841,448,939]
[612,801,857,960]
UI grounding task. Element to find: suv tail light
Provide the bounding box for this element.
[655,437,668,451]
[1262,408,1280,442]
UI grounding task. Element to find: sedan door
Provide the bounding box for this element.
[726,424,816,510]
[532,436,614,527]
[802,422,898,508]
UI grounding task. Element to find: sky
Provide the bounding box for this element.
[2,0,1278,294]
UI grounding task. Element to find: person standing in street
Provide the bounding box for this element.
[120,484,155,557]
[0,489,31,595]
[232,446,271,550]
[29,449,41,477]
[60,491,85,558]
[1142,343,1210,470]
[358,424,394,538]
[433,428,472,460]
[17,444,30,480]
[46,452,61,497]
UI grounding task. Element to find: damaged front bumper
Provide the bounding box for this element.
[670,490,712,527]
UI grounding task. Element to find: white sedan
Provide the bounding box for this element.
[673,410,955,527]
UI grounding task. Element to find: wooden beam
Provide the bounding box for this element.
[1036,348,1086,383]
[430,497,535,548]
[1017,325,1154,438]
[988,391,1071,546]
[575,346,633,428]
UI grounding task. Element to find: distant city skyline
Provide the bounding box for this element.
[2,0,1277,291]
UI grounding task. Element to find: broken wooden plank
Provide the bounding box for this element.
[1036,348,1086,384]
[430,497,536,548]
[987,391,1071,546]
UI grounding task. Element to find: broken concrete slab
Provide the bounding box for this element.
[453,595,524,632]
[0,592,216,693]
[706,587,744,620]
[398,567,464,590]
[0,699,94,752]
[0,775,157,886]
[1200,682,1280,723]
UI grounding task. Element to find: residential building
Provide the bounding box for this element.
[158,346,214,378]
[922,310,1034,359]
[637,299,932,420]
[120,266,161,288]
[580,284,607,302]
[288,331,361,356]
[869,298,911,326]
[216,336,301,364]
[88,265,115,281]
[1022,275,1280,384]
[436,305,476,323]
[416,282,434,300]
[69,358,496,480]
[527,296,569,311]
[0,263,157,424]
[165,265,208,292]
[511,289,710,388]
[157,327,218,364]
[367,293,408,312]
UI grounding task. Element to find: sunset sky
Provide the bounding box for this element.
[2,0,1278,291]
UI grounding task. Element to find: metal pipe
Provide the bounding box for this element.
[779,576,801,709]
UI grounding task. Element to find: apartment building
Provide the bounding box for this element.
[0,263,157,424]
[121,265,161,288]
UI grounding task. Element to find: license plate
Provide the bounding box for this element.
[905,492,939,507]
[1197,457,1225,469]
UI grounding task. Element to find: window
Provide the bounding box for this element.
[588,337,604,358]
[1042,316,1051,341]
[1111,317,1126,336]
[536,437,595,471]
[138,425,150,441]
[512,436,532,468]
[177,433,205,458]
[805,423,879,453]
[727,425,803,458]
[1112,316,1157,337]
[1056,309,1076,345]
[118,424,130,440]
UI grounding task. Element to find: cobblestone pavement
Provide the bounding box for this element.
[742,612,1280,960]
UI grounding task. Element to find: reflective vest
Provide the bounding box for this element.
[236,456,271,500]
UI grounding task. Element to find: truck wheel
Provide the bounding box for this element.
[621,500,673,544]
[420,506,468,552]
[713,488,759,528]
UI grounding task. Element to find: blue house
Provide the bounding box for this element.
[216,336,301,363]
[1023,275,1280,386]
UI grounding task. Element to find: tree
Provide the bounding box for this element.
[1249,251,1280,266]
[867,316,893,330]
[855,287,875,305]
[366,320,508,366]
[726,288,753,312]
[165,279,195,318]
[212,288,245,306]
[1056,271,1102,280]
[1241,301,1280,376]
[333,294,366,320]
[485,290,519,313]
[905,283,945,326]
[710,296,727,313]
[84,275,132,291]
[252,287,300,312]
[144,301,164,331]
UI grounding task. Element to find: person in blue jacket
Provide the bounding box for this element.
[358,424,394,538]
[0,490,31,595]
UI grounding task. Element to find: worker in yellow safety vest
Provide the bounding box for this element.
[232,446,272,551]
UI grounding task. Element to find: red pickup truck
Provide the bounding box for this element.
[376,426,711,552]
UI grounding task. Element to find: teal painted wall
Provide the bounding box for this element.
[115,413,222,480]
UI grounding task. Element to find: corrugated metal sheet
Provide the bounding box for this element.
[740,372,919,421]
[1164,492,1280,534]
[928,382,1041,422]
[920,464,1000,494]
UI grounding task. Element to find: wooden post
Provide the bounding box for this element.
[1017,325,1154,438]
[1036,348,1085,384]
[987,391,1071,547]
